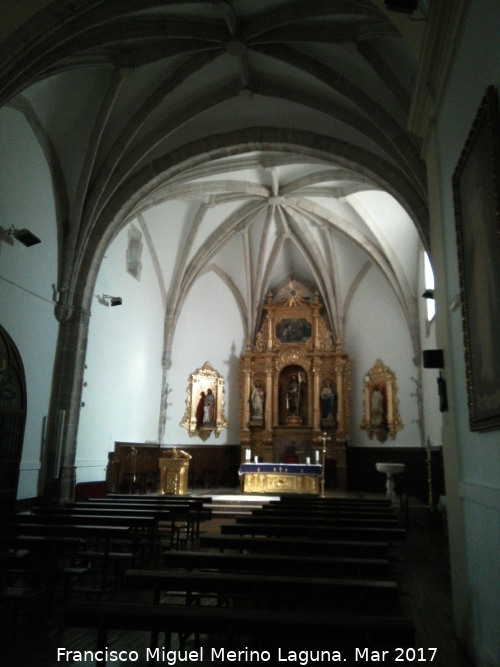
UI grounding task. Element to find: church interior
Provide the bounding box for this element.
[0,2,499,665]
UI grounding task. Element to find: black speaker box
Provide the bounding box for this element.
[423,349,444,369]
[385,0,418,13]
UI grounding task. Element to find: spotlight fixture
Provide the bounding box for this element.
[422,289,434,299]
[104,294,122,307]
[8,225,41,247]
[96,294,123,307]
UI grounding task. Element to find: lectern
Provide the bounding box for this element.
[158,447,192,495]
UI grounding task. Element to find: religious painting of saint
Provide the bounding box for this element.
[275,318,311,343]
[453,86,500,431]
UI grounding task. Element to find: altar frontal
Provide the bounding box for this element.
[238,462,322,494]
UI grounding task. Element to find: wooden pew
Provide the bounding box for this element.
[272,496,391,507]
[13,512,156,559]
[199,534,393,558]
[0,523,132,595]
[237,514,401,529]
[77,499,206,511]
[0,534,85,574]
[105,493,209,502]
[255,506,398,520]
[161,548,394,578]
[0,534,84,552]
[219,521,407,541]
[106,493,211,502]
[69,500,211,539]
[124,568,402,614]
[31,506,186,550]
[0,534,85,612]
[0,522,131,541]
[97,495,210,518]
[63,600,414,652]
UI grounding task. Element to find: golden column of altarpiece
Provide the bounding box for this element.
[239,290,350,490]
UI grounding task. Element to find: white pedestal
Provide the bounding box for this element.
[375,462,405,503]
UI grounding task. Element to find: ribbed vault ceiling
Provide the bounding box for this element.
[2,0,428,352]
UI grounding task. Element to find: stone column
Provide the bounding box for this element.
[42,304,91,503]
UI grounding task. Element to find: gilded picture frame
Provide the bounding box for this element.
[180,361,227,441]
[452,86,500,431]
[360,359,403,443]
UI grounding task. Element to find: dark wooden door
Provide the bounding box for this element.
[0,326,26,515]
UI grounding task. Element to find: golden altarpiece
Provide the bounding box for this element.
[239,289,350,490]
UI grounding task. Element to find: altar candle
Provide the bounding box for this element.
[315,450,320,463]
[306,456,311,465]
[254,455,258,463]
[245,449,251,461]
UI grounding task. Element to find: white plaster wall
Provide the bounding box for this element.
[0,107,59,499]
[344,265,421,448]
[166,271,245,446]
[436,2,500,663]
[75,224,165,483]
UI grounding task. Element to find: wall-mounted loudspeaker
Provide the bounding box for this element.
[385,0,418,12]
[422,350,444,369]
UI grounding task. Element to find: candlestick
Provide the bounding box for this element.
[320,431,331,498]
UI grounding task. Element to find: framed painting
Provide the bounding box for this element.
[275,318,312,343]
[180,361,227,441]
[452,86,500,431]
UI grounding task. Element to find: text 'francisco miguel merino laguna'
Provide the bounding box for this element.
[57,646,424,664]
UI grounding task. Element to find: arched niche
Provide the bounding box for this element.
[279,364,308,426]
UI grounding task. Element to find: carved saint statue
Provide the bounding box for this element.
[203,388,215,424]
[250,380,265,420]
[286,373,302,415]
[320,379,337,426]
[370,384,386,428]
